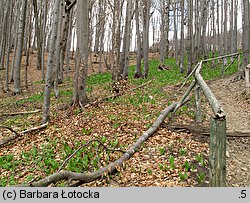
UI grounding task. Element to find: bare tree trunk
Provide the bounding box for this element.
[65,9,74,74]
[187,0,193,75]
[98,1,106,73]
[5,0,14,91]
[42,0,61,124]
[10,10,20,83]
[14,0,28,94]
[0,1,9,70]
[134,0,143,78]
[201,0,208,58]
[211,0,216,67]
[121,0,133,79]
[41,0,48,80]
[165,0,170,59]
[223,0,228,67]
[73,0,89,106]
[179,0,185,73]
[160,0,166,64]
[233,0,237,53]
[173,1,178,63]
[142,0,150,78]
[33,0,42,70]
[242,0,249,75]
[217,0,222,59]
[111,0,121,83]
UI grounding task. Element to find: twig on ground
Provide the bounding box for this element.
[0,123,48,147]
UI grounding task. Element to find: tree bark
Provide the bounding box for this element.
[73,0,89,106]
[32,0,42,70]
[242,0,249,74]
[42,0,61,124]
[134,0,143,78]
[142,0,150,78]
[13,0,28,94]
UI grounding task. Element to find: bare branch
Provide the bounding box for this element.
[58,139,125,172]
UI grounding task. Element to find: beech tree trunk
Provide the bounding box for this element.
[121,0,132,79]
[134,0,143,79]
[242,0,249,74]
[13,0,28,94]
[142,0,150,78]
[72,0,89,106]
[42,0,61,124]
[32,0,42,70]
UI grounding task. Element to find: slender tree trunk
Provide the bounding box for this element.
[111,0,121,83]
[187,0,193,75]
[121,0,132,79]
[73,0,89,106]
[142,0,150,78]
[201,0,208,58]
[179,0,185,73]
[233,0,238,53]
[14,0,28,94]
[242,0,249,74]
[33,0,42,70]
[5,0,14,91]
[173,1,178,63]
[42,0,61,124]
[65,9,74,74]
[134,0,142,78]
[41,0,48,80]
[223,0,228,67]
[98,1,106,73]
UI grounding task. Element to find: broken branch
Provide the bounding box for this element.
[1,110,40,116]
[0,123,48,147]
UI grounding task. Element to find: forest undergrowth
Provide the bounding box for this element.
[0,53,240,187]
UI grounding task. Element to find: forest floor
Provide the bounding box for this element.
[0,52,249,187]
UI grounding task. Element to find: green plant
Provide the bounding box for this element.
[179,148,187,156]
[184,160,190,172]
[110,139,118,147]
[101,136,107,143]
[147,168,153,175]
[197,172,206,184]
[82,127,92,135]
[159,147,166,155]
[74,108,82,115]
[179,172,188,181]
[195,153,205,167]
[169,155,175,170]
[158,163,169,171]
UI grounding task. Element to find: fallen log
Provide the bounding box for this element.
[1,110,40,116]
[18,98,189,187]
[0,123,48,147]
[167,123,250,137]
